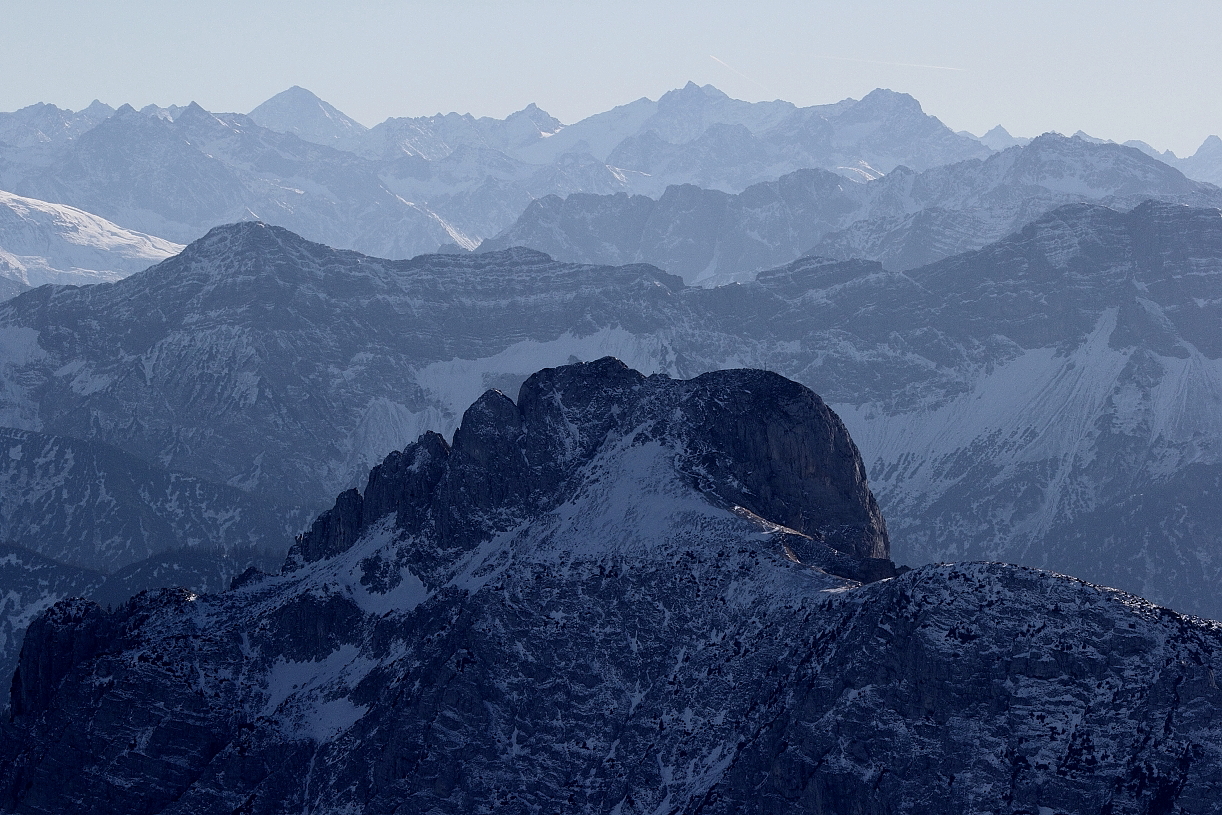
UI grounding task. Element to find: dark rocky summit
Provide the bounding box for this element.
[2,361,1221,814]
[288,359,889,581]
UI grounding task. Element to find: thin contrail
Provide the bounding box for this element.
[808,54,966,72]
[709,56,778,97]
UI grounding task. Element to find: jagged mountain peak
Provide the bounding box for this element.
[171,101,222,128]
[503,102,562,133]
[1072,129,1108,144]
[289,357,892,585]
[80,99,114,117]
[666,80,730,100]
[979,124,1030,150]
[1193,134,1222,157]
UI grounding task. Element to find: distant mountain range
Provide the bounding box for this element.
[480,133,1222,283]
[5,84,1222,290]
[0,84,995,262]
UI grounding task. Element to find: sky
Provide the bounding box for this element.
[3,0,1219,157]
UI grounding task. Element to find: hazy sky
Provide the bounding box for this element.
[4,0,1219,156]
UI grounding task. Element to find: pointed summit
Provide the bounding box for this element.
[247,86,367,145]
[1178,134,1222,186]
[80,100,115,119]
[503,102,563,136]
[1191,134,1222,159]
[978,125,1030,151]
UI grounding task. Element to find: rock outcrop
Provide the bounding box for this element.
[287,358,890,581]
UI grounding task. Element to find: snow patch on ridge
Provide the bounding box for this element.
[263,643,372,742]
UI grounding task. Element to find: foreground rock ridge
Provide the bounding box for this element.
[4,361,1222,814]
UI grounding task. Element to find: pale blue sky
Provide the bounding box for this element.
[3,0,1219,156]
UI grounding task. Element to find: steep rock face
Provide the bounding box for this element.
[0,545,102,711]
[2,364,1221,813]
[8,596,111,717]
[290,359,889,580]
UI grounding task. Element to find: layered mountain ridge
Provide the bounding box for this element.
[3,361,1221,813]
[0,202,1220,626]
[481,133,1222,283]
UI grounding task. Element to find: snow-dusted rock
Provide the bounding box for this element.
[3,362,1221,813]
[0,425,303,703]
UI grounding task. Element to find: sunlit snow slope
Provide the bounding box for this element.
[0,189,181,287]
